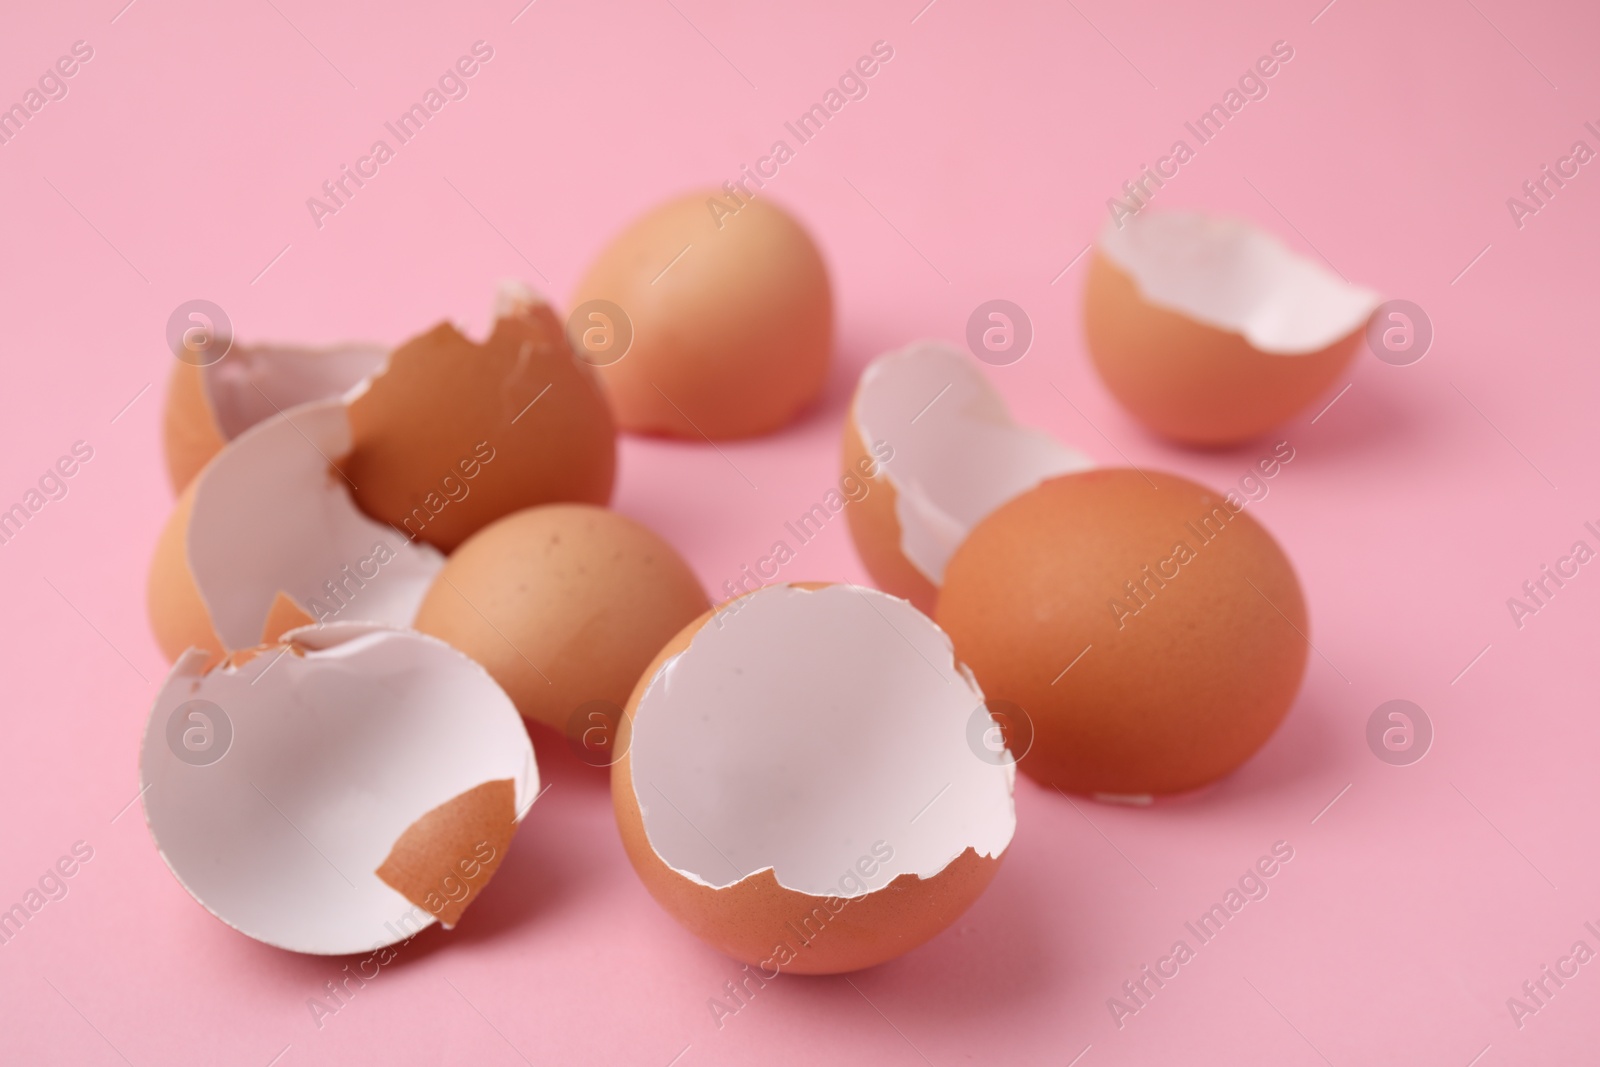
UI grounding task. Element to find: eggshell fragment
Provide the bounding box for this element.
[937,468,1309,797]
[842,342,1091,613]
[613,583,1015,974]
[162,343,387,493]
[412,504,709,740]
[1085,211,1380,446]
[140,623,538,954]
[146,400,444,663]
[375,779,517,928]
[343,287,616,551]
[571,192,832,439]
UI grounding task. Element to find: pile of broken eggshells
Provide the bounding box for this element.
[140,192,1381,971]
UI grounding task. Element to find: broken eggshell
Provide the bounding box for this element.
[612,583,1015,974]
[1084,210,1381,446]
[570,192,833,440]
[162,342,388,494]
[146,399,444,664]
[342,282,617,552]
[140,622,539,954]
[842,341,1091,613]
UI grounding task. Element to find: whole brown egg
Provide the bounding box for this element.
[937,468,1309,797]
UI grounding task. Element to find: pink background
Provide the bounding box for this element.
[2,0,1597,1063]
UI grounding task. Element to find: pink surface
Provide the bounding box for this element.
[1,0,1596,1063]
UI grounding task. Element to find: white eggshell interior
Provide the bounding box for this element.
[629,584,1015,898]
[855,342,1091,586]
[187,399,444,651]
[204,343,388,440]
[491,277,548,320]
[140,623,538,955]
[1098,211,1381,355]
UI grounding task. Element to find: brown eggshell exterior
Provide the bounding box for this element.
[345,305,616,552]
[375,778,516,930]
[937,469,1309,796]
[611,591,1004,974]
[161,360,226,495]
[839,408,938,615]
[572,192,832,440]
[146,480,224,667]
[147,487,316,663]
[1084,251,1362,447]
[412,505,708,736]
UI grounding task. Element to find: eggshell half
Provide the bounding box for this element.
[571,192,832,439]
[412,504,709,738]
[146,399,444,663]
[343,288,616,552]
[1085,211,1380,446]
[937,468,1309,797]
[140,623,539,954]
[613,583,1015,974]
[162,342,387,493]
[842,342,1091,614]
